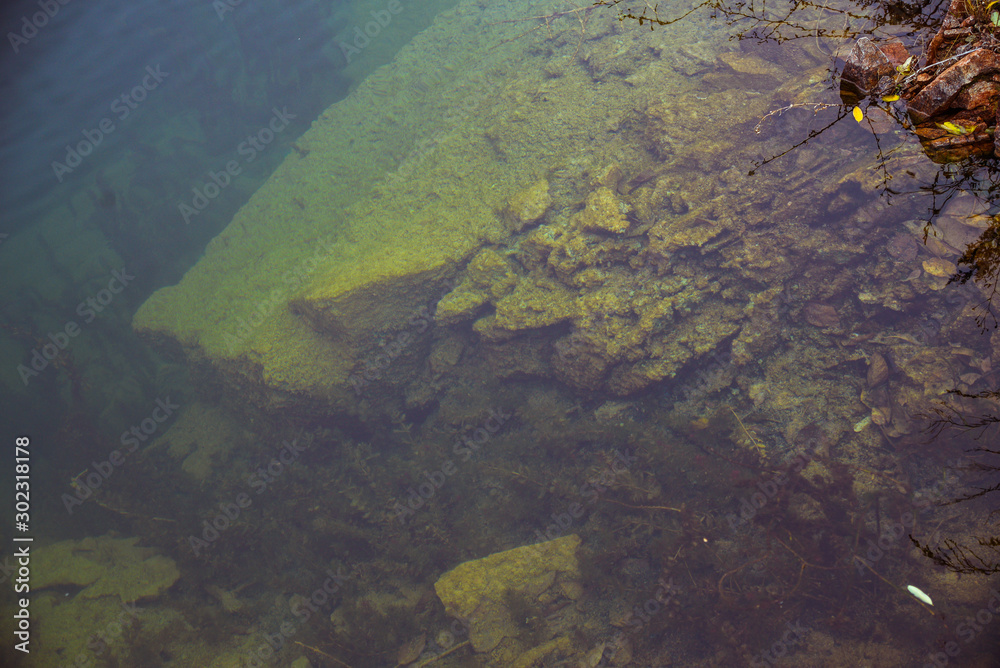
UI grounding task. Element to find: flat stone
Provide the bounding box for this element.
[803,302,841,328]
[922,258,957,277]
[34,536,180,603]
[434,535,582,652]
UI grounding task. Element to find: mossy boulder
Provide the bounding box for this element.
[34,535,180,603]
[434,534,582,652]
[436,248,519,325]
[574,187,630,234]
[506,178,553,231]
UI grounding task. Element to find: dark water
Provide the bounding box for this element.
[2,0,1000,666]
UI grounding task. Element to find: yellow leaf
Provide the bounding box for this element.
[882,94,900,102]
[852,106,864,123]
[937,121,976,136]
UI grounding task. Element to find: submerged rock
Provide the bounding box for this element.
[506,178,553,231]
[433,534,582,652]
[575,187,631,234]
[803,302,841,328]
[886,233,918,262]
[922,257,957,278]
[867,353,889,387]
[34,535,180,603]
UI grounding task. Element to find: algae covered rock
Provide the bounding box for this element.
[575,187,630,234]
[434,534,582,652]
[491,275,581,332]
[506,178,553,231]
[647,207,738,256]
[34,535,180,603]
[436,248,520,325]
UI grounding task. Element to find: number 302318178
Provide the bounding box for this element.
[15,436,30,524]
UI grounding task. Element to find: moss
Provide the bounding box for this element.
[574,187,631,234]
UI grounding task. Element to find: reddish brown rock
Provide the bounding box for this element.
[995,104,1000,159]
[803,303,841,329]
[925,0,973,65]
[839,0,1000,161]
[841,37,911,97]
[867,353,890,387]
[921,126,994,163]
[907,49,1000,123]
[954,79,1000,117]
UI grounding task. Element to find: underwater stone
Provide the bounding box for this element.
[435,285,490,325]
[717,52,784,78]
[575,187,630,234]
[395,633,427,666]
[34,535,180,603]
[591,162,623,190]
[433,534,582,652]
[506,178,552,231]
[886,233,918,261]
[922,258,957,278]
[867,353,889,387]
[512,636,573,667]
[647,209,733,256]
[803,302,841,329]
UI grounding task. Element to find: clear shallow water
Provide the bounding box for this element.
[2,0,1000,666]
